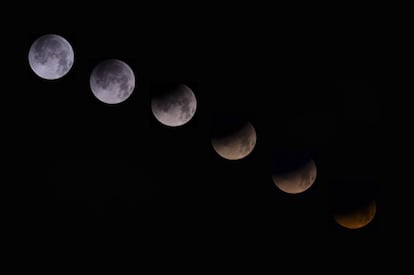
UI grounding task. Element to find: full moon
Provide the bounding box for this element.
[151,84,197,127]
[212,121,256,160]
[28,34,74,80]
[272,159,317,194]
[334,200,376,229]
[90,59,135,104]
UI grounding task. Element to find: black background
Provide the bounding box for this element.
[6,3,386,266]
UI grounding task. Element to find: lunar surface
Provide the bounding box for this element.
[90,59,135,104]
[334,200,376,229]
[28,34,74,80]
[212,121,256,160]
[151,84,197,127]
[272,159,317,194]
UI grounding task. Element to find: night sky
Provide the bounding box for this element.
[8,4,386,263]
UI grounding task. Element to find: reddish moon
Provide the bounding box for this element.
[334,200,376,229]
[272,159,317,194]
[211,121,256,160]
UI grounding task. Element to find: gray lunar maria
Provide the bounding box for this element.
[151,84,197,127]
[90,59,135,104]
[28,34,74,80]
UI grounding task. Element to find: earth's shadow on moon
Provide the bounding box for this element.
[269,150,316,176]
[150,82,184,99]
[329,178,377,217]
[210,114,252,140]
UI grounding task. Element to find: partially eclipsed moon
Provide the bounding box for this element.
[90,59,135,104]
[28,34,74,80]
[334,200,376,229]
[212,121,256,160]
[151,84,197,127]
[272,159,317,194]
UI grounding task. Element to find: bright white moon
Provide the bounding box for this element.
[28,34,74,80]
[90,59,135,104]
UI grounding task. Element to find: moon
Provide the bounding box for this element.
[334,200,376,229]
[151,84,197,127]
[90,59,135,104]
[28,34,74,80]
[272,159,317,194]
[211,121,256,160]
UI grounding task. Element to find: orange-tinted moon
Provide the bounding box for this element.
[334,200,376,229]
[211,121,256,160]
[272,159,317,194]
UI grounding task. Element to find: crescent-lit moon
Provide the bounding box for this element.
[272,159,317,194]
[28,34,74,80]
[212,121,256,160]
[334,200,376,229]
[151,84,197,127]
